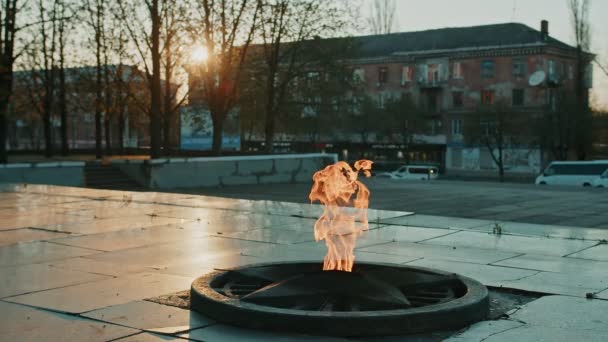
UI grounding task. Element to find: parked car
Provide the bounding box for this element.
[535,161,608,187]
[375,164,439,181]
[592,169,608,188]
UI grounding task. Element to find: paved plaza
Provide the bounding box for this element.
[1,183,608,341]
[190,178,608,229]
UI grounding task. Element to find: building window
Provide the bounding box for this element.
[452,119,463,135]
[569,65,574,80]
[481,60,495,78]
[307,71,320,86]
[548,60,555,78]
[452,91,463,108]
[378,92,386,109]
[481,90,494,105]
[401,66,413,84]
[378,67,388,83]
[512,89,524,106]
[428,119,442,135]
[427,64,440,83]
[453,62,463,79]
[353,68,365,83]
[512,57,525,76]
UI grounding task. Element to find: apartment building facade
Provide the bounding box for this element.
[342,21,589,173]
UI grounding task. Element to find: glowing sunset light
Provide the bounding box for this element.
[191,45,209,63]
[309,160,373,272]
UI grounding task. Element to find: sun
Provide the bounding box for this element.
[191,45,209,63]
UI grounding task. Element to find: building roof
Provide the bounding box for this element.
[335,23,575,59]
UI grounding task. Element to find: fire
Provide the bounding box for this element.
[309,160,373,272]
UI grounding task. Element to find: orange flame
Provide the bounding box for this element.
[309,160,373,272]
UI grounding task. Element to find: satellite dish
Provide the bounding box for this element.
[529,71,546,87]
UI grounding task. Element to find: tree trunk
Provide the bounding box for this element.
[497,146,504,182]
[263,109,275,153]
[58,1,68,156]
[0,74,10,163]
[118,108,125,153]
[0,99,8,163]
[103,54,112,154]
[149,0,162,158]
[211,113,224,155]
[94,4,103,159]
[59,65,68,155]
[163,33,172,154]
[575,45,588,160]
[263,69,278,154]
[104,113,111,154]
[42,95,53,158]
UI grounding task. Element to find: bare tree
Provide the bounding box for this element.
[189,0,260,155]
[538,90,578,161]
[568,0,593,160]
[36,0,58,157]
[83,0,106,158]
[160,1,190,153]
[465,102,523,182]
[56,0,73,156]
[368,0,396,35]
[118,0,173,158]
[253,0,351,153]
[0,0,25,163]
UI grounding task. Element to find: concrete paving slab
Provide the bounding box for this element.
[501,271,608,297]
[0,263,109,298]
[487,222,608,241]
[153,253,260,278]
[0,228,71,246]
[0,212,91,231]
[180,324,350,342]
[113,332,186,341]
[4,184,608,340]
[477,325,606,342]
[42,215,192,235]
[493,254,608,274]
[83,300,213,333]
[358,241,520,264]
[49,224,210,252]
[567,243,608,261]
[0,240,99,267]
[0,301,138,342]
[444,319,524,341]
[219,227,313,244]
[43,256,150,277]
[508,295,608,331]
[365,225,458,242]
[406,258,539,287]
[6,272,192,314]
[422,231,596,257]
[381,214,492,230]
[85,236,270,269]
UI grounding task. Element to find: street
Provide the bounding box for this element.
[183,179,608,229]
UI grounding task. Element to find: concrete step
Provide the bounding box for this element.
[84,162,143,191]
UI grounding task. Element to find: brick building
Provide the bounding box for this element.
[336,21,591,173]
[7,65,179,152]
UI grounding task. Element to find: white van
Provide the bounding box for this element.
[376,165,439,181]
[535,161,608,187]
[592,169,608,188]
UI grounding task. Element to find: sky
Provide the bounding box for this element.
[360,0,608,110]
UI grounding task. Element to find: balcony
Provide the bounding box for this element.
[418,78,446,89]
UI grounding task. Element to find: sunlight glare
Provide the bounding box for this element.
[191,45,209,63]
